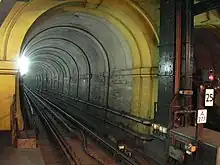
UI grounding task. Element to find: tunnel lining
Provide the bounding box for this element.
[26,39,93,75]
[22,10,134,110]
[0,0,160,132]
[32,53,73,77]
[32,57,67,77]
[21,26,110,73]
[0,0,159,131]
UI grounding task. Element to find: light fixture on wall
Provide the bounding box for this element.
[17,56,30,76]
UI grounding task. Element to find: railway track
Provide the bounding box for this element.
[24,91,77,165]
[25,89,110,165]
[24,86,141,165]
[35,89,161,165]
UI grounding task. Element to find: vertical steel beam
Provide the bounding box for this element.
[182,0,194,126]
[184,0,194,91]
[196,85,204,141]
[156,0,176,127]
[157,0,194,127]
[175,1,182,95]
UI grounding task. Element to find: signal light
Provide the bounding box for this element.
[185,143,197,155]
[190,145,197,152]
[209,74,214,81]
[209,69,214,81]
[202,69,215,82]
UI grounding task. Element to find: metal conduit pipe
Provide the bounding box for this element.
[42,91,151,141]
[73,98,153,125]
[184,0,194,126]
[39,90,154,126]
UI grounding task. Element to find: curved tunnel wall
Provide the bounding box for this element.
[15,0,159,132]
[23,11,133,111]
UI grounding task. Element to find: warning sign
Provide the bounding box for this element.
[197,109,207,124]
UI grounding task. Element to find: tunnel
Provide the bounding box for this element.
[194,25,220,131]
[19,1,158,134]
[3,1,220,165]
[2,1,220,165]
[19,2,220,133]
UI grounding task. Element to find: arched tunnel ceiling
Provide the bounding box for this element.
[20,0,159,123]
[22,11,132,74]
[19,0,220,122]
[22,9,133,109]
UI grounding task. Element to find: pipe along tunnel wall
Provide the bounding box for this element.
[18,1,158,134]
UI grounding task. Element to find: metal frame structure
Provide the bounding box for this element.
[157,0,194,128]
[157,0,220,164]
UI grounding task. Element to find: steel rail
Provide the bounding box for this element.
[38,89,154,126]
[39,91,151,141]
[26,89,104,165]
[25,86,138,165]
[24,90,78,165]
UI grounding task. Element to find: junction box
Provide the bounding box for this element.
[169,127,220,165]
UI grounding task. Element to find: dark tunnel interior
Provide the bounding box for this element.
[21,7,220,133]
[22,9,133,112]
[194,26,220,131]
[20,8,137,139]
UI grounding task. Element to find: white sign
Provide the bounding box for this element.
[205,89,214,107]
[197,109,207,124]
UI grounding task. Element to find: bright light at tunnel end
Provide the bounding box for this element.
[18,56,30,76]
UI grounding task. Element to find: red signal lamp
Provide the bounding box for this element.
[208,69,215,81]
[209,74,214,81]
